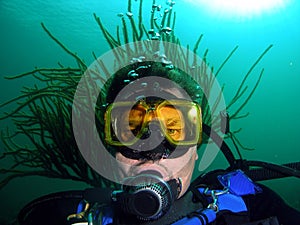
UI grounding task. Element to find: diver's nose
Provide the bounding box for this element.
[140,121,164,141]
[134,121,170,160]
[137,121,165,151]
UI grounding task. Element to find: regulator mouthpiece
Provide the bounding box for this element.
[115,173,181,220]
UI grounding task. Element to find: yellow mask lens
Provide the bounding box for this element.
[119,105,146,142]
[157,105,186,142]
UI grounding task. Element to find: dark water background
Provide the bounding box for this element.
[1,0,300,224]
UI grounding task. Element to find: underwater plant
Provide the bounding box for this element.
[0,0,272,190]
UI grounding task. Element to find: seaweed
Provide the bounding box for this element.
[0,0,272,189]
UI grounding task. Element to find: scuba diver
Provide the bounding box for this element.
[18,61,300,225]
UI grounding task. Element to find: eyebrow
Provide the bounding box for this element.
[165,118,184,127]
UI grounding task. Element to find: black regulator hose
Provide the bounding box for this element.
[202,123,236,167]
[244,161,300,181]
[116,175,178,220]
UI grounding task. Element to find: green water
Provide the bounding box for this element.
[1,0,300,224]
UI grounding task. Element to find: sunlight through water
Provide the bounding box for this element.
[183,0,291,20]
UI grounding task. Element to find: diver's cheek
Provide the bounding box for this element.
[115,152,140,178]
[159,146,197,174]
[177,158,196,198]
[159,146,198,198]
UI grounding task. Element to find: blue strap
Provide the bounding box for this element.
[172,209,216,225]
[76,200,86,214]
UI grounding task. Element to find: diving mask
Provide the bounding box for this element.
[104,99,202,148]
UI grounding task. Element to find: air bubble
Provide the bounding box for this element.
[126,12,133,17]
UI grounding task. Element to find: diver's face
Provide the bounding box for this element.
[113,86,199,198]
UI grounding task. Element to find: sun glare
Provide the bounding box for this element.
[184,0,290,20]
